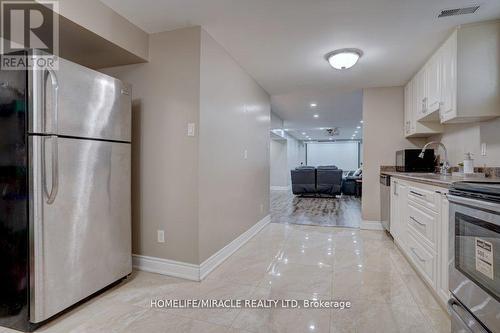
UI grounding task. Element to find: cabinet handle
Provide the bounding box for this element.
[410,190,424,197]
[410,247,426,262]
[410,216,425,226]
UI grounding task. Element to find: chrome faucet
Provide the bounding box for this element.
[419,141,450,175]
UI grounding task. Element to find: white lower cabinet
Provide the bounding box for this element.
[390,178,449,308]
[406,229,437,288]
[437,193,450,305]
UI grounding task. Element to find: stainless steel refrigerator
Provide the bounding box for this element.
[0,50,132,332]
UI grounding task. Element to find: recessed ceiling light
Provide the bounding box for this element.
[313,114,319,118]
[326,48,363,70]
[329,138,333,140]
[356,126,361,129]
[354,131,358,134]
[360,120,364,123]
[302,132,306,135]
[310,103,317,107]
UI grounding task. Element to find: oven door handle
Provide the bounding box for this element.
[448,298,488,333]
[448,194,500,214]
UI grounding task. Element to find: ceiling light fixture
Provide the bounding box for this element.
[310,103,317,107]
[357,126,361,129]
[326,48,363,70]
[313,114,319,118]
[302,132,306,135]
[360,120,364,123]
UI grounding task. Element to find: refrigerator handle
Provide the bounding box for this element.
[42,135,59,204]
[43,69,59,134]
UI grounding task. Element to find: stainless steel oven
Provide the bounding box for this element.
[448,182,500,333]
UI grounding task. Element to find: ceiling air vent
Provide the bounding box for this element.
[438,5,480,18]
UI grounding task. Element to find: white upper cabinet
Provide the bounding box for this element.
[439,30,457,123]
[424,51,442,118]
[404,69,443,137]
[451,20,500,123]
[415,68,427,120]
[405,20,500,136]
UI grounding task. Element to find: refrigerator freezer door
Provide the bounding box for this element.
[29,54,131,142]
[29,136,131,323]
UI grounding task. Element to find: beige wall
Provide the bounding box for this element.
[198,30,270,263]
[270,140,288,187]
[362,87,425,221]
[102,27,201,264]
[103,27,270,265]
[55,0,149,60]
[429,118,500,167]
[270,112,306,186]
[286,135,306,174]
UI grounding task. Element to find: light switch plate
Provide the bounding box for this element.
[481,143,487,156]
[157,230,165,243]
[187,123,196,137]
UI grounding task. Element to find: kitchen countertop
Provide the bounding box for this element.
[381,171,500,188]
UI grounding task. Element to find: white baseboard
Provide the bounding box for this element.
[132,214,271,282]
[132,254,200,281]
[200,214,271,279]
[360,220,385,231]
[270,186,290,191]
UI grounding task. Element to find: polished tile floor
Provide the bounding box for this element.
[271,190,362,228]
[1,223,450,333]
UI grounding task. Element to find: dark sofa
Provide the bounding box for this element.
[341,169,362,195]
[291,166,343,196]
[290,166,317,195]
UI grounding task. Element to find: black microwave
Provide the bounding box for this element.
[396,149,435,172]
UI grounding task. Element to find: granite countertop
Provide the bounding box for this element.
[381,171,500,188]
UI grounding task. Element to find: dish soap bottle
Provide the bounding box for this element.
[464,152,474,174]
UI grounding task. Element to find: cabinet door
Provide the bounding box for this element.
[426,52,442,113]
[437,192,450,305]
[415,69,427,119]
[410,79,417,132]
[440,30,457,123]
[398,181,409,248]
[390,179,400,239]
[391,179,408,246]
[404,84,412,136]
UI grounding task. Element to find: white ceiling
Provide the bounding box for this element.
[101,0,500,140]
[272,89,364,140]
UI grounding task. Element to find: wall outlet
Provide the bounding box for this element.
[157,230,165,243]
[481,143,487,156]
[244,149,248,159]
[187,123,196,137]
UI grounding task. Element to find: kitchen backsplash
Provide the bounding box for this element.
[429,118,500,167]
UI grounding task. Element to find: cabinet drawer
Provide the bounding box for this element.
[408,185,439,212]
[407,202,437,248]
[406,229,436,287]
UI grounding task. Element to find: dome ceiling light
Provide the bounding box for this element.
[325,48,363,70]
